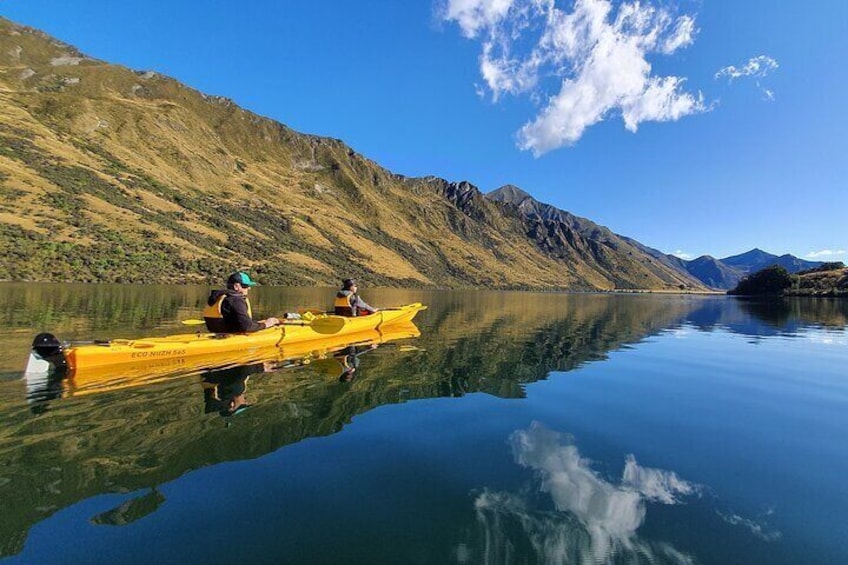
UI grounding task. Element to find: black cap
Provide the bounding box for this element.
[342,278,356,290]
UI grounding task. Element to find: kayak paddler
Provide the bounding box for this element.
[334,278,378,317]
[203,271,281,333]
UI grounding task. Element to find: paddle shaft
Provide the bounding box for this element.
[180,319,309,327]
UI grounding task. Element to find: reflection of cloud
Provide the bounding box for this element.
[668,327,691,339]
[466,422,698,563]
[512,423,697,535]
[623,454,695,503]
[472,490,695,564]
[718,510,781,542]
[805,331,848,347]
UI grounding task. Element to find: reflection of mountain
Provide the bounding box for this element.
[466,423,697,564]
[685,297,848,338]
[0,292,694,555]
[1,288,846,556]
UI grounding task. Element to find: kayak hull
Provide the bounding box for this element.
[63,322,421,396]
[63,303,426,372]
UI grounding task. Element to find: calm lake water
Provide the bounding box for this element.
[0,283,846,564]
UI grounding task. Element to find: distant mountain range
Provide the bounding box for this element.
[667,249,822,290]
[0,18,816,291]
[487,186,820,289]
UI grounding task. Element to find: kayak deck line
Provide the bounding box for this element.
[28,303,426,374]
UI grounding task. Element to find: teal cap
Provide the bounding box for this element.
[227,271,258,287]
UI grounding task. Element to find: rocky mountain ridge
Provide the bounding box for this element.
[488,188,821,290]
[0,17,712,291]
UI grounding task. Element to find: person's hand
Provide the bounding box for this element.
[264,317,281,328]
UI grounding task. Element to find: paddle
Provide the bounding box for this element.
[180,319,311,327]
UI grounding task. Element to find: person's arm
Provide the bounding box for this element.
[260,317,281,328]
[353,295,378,314]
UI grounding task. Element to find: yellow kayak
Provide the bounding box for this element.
[60,321,421,397]
[29,303,426,375]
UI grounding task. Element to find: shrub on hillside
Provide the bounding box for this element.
[728,265,793,296]
[798,262,846,275]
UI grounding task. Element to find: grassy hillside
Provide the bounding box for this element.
[788,266,848,297]
[0,18,703,290]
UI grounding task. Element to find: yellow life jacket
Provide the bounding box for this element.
[334,291,355,316]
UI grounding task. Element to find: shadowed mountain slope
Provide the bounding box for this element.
[487,186,705,289]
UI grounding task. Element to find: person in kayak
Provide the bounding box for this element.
[334,278,378,317]
[203,271,281,333]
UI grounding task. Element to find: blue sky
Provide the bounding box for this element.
[3,1,846,261]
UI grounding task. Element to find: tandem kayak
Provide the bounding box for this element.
[26,321,421,399]
[27,303,426,375]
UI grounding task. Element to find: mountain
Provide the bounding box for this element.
[682,255,745,289]
[720,248,822,276]
[678,247,824,290]
[0,17,708,291]
[486,187,706,289]
[633,247,821,291]
[658,249,820,291]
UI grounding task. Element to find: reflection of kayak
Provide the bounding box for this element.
[30,321,421,397]
[29,303,426,376]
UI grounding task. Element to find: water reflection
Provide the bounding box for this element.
[467,423,697,564]
[202,363,269,417]
[90,488,166,527]
[0,286,846,558]
[23,322,419,408]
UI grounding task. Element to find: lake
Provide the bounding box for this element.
[0,283,846,564]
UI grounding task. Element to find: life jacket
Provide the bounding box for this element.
[203,290,252,332]
[334,290,355,317]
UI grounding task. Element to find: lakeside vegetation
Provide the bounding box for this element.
[729,263,847,297]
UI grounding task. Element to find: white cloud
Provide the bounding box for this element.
[806,249,846,259]
[673,250,693,259]
[661,15,696,54]
[441,0,706,155]
[715,55,779,81]
[438,0,517,38]
[715,55,779,101]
